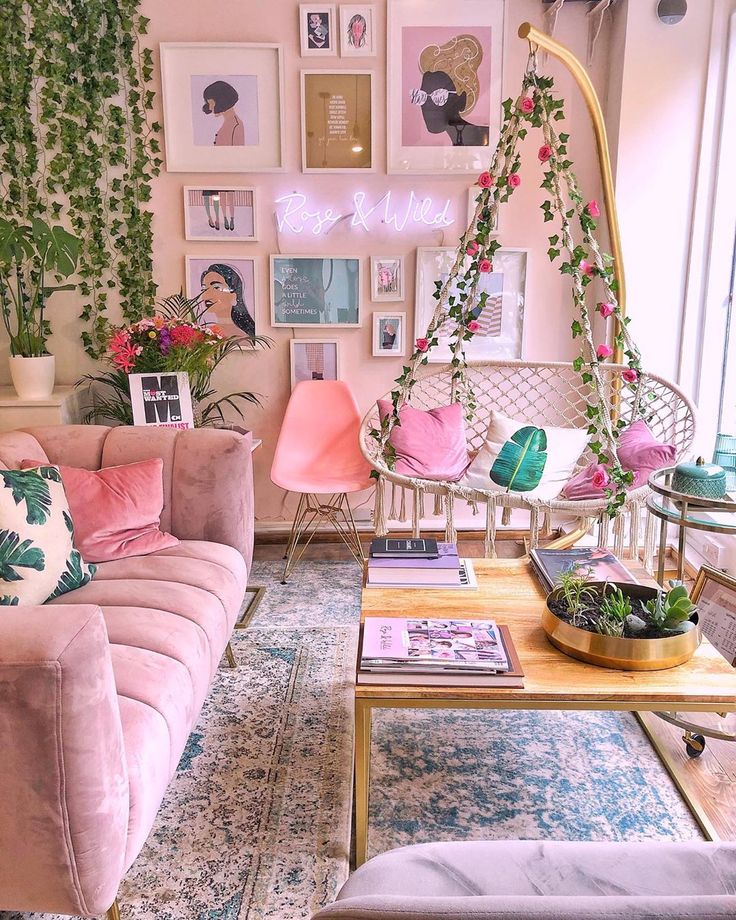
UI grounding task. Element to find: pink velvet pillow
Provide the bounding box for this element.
[561,420,676,500]
[21,457,179,562]
[377,400,470,481]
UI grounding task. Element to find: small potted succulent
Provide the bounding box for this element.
[0,216,80,399]
[542,568,699,670]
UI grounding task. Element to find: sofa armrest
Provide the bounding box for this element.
[0,605,129,916]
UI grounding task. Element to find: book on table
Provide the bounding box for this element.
[530,546,638,593]
[369,537,439,558]
[368,541,461,586]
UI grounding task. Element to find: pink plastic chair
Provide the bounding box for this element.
[271,380,374,581]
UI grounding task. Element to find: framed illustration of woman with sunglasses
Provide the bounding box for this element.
[387,0,504,174]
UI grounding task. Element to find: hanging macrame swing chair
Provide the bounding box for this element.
[360,23,696,559]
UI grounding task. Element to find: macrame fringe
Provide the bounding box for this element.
[412,485,425,538]
[445,492,457,544]
[501,505,512,527]
[628,500,641,561]
[529,506,540,550]
[398,487,407,523]
[613,512,626,558]
[433,493,443,517]
[598,514,610,549]
[388,483,398,521]
[470,499,479,517]
[542,511,551,537]
[484,494,497,558]
[373,477,387,536]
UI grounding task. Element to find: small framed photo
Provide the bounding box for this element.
[467,185,499,234]
[290,339,340,388]
[185,256,258,337]
[183,187,257,241]
[372,311,406,357]
[340,5,377,56]
[692,564,736,667]
[271,255,361,327]
[301,70,374,171]
[300,5,337,56]
[370,256,405,301]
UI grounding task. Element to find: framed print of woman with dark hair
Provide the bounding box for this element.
[387,0,504,174]
[185,256,258,336]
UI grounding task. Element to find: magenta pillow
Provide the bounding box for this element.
[561,420,675,500]
[378,400,470,481]
[21,457,179,562]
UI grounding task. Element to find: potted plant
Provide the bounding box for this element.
[542,569,700,670]
[0,216,80,399]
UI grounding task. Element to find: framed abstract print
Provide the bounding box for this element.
[370,256,405,301]
[387,0,504,174]
[301,70,374,171]
[160,43,285,172]
[414,246,527,362]
[185,255,258,337]
[290,339,340,388]
[372,312,406,357]
[183,187,257,241]
[271,256,361,327]
[300,5,337,56]
[340,5,377,56]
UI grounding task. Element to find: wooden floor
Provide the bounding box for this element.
[253,533,736,841]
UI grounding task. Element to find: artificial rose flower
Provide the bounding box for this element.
[466,240,480,256]
[415,337,429,353]
[622,368,638,384]
[477,171,493,189]
[597,301,615,318]
[467,320,481,333]
[586,200,601,218]
[538,144,553,162]
[580,259,596,277]
[478,259,492,273]
[508,173,521,188]
[519,96,534,113]
[591,465,610,490]
[596,343,614,360]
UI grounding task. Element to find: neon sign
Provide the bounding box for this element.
[274,191,455,235]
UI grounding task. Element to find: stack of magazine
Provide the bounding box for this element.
[530,547,638,593]
[366,538,476,589]
[358,616,524,687]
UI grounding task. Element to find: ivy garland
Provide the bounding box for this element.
[0,0,161,357]
[371,61,644,517]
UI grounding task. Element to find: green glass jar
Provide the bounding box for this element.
[672,456,727,499]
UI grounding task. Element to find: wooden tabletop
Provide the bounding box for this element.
[359,558,736,710]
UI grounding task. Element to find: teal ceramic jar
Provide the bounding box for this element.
[672,456,727,499]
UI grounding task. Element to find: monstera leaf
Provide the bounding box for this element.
[0,467,59,525]
[489,426,548,493]
[0,530,45,582]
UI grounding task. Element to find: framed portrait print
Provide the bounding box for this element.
[340,5,377,56]
[372,312,406,357]
[370,256,405,302]
[183,187,257,241]
[160,43,285,172]
[300,5,337,56]
[271,256,361,327]
[301,70,373,171]
[387,0,504,174]
[692,565,736,666]
[467,185,499,234]
[185,256,258,336]
[290,339,340,388]
[414,246,527,362]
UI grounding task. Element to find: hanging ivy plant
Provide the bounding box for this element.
[0,0,161,357]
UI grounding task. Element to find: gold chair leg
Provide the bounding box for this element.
[224,641,237,669]
[106,899,121,920]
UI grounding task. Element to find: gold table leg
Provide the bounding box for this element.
[354,698,372,867]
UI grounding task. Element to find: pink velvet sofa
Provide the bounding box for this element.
[0,425,254,918]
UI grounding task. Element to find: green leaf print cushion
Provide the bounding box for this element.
[489,426,548,492]
[0,465,95,605]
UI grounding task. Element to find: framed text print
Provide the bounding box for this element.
[185,256,258,337]
[372,311,406,357]
[301,71,374,171]
[160,43,285,172]
[692,565,736,667]
[340,5,377,56]
[387,0,504,174]
[183,187,257,241]
[299,5,337,56]
[290,339,340,388]
[414,246,527,362]
[271,256,361,327]
[370,256,405,302]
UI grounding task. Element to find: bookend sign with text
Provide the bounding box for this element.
[129,372,194,430]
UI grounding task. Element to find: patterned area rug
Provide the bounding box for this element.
[3,558,701,920]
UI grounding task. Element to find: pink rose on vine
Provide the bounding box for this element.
[508,173,521,188]
[596,343,613,360]
[580,259,596,277]
[477,171,493,188]
[622,368,638,384]
[591,466,610,490]
[467,320,480,333]
[597,301,615,318]
[519,96,534,113]
[478,259,492,273]
[415,338,429,353]
[466,241,479,256]
[538,144,553,162]
[586,200,601,217]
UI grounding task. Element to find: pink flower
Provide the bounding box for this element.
[415,338,429,353]
[538,144,553,162]
[110,341,139,373]
[591,465,610,490]
[478,259,492,273]
[466,240,479,256]
[477,171,493,189]
[622,368,638,384]
[597,301,615,318]
[519,96,534,113]
[170,324,205,347]
[467,320,481,333]
[508,173,521,188]
[580,259,596,277]
[596,343,614,360]
[586,200,601,218]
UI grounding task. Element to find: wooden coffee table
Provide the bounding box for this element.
[355,558,736,865]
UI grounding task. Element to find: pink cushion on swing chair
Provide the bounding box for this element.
[377,400,471,481]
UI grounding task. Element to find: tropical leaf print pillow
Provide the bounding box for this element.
[0,466,95,605]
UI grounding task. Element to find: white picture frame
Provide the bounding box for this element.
[370,256,405,301]
[372,311,406,357]
[185,255,259,336]
[467,184,500,234]
[183,186,258,241]
[160,42,285,172]
[414,246,528,362]
[386,0,505,174]
[300,5,338,56]
[340,5,377,56]
[301,70,374,172]
[290,339,341,388]
[271,255,361,327]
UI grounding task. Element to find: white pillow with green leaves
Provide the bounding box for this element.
[0,466,95,606]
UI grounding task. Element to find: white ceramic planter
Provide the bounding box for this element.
[8,354,56,400]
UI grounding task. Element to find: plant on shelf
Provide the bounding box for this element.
[79,292,271,427]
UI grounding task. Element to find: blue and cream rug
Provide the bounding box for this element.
[5,559,701,920]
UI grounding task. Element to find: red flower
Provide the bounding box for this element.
[597,301,615,318]
[519,96,534,113]
[622,368,638,384]
[415,338,429,353]
[467,320,481,333]
[466,240,479,256]
[508,173,521,188]
[538,144,553,162]
[170,325,205,347]
[586,199,601,218]
[478,259,492,273]
[477,171,493,189]
[596,343,614,360]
